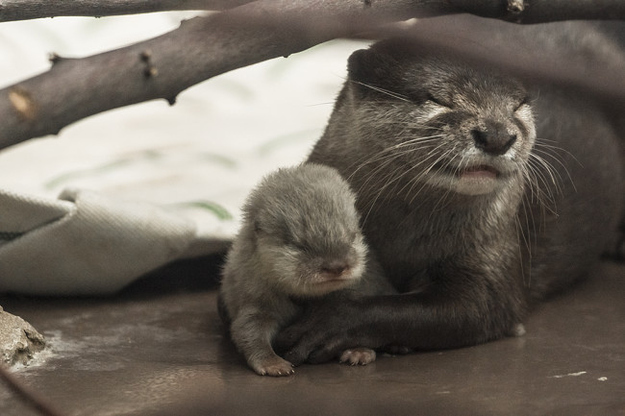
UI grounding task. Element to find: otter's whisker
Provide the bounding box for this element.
[394,141,451,198]
[532,141,576,192]
[525,157,559,217]
[349,80,411,102]
[361,145,445,223]
[349,135,444,200]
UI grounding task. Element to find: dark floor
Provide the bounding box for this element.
[1,256,624,416]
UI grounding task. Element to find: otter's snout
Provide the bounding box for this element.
[471,121,517,156]
[320,261,350,278]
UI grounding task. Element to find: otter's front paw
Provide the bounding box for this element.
[507,323,526,337]
[339,347,376,366]
[251,356,295,377]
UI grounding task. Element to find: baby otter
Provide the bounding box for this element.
[219,163,395,376]
[276,33,624,364]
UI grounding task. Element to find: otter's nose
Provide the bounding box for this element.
[320,261,349,278]
[471,122,517,156]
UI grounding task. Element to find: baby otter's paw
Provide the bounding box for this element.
[339,347,376,366]
[252,356,295,377]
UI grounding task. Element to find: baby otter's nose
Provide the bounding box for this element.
[471,121,517,156]
[320,261,349,277]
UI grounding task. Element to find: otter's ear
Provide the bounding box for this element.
[347,48,397,85]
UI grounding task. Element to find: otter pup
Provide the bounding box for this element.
[275,33,624,364]
[219,163,395,376]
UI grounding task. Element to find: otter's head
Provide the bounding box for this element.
[246,164,367,297]
[343,39,536,197]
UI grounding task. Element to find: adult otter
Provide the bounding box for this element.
[276,27,625,364]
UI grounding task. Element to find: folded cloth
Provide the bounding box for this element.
[0,188,198,295]
[0,25,367,296]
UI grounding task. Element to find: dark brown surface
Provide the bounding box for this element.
[1,257,624,416]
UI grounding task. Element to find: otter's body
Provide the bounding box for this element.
[219,163,395,376]
[277,23,624,361]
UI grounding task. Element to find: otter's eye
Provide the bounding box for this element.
[514,96,531,112]
[426,93,451,108]
[288,240,308,253]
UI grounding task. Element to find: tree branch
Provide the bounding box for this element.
[448,0,625,23]
[2,0,625,23]
[397,17,625,105]
[0,0,439,150]
[0,0,253,22]
[514,0,625,23]
[1,0,625,150]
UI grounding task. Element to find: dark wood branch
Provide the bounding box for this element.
[448,0,625,23]
[0,0,438,150]
[396,16,625,105]
[2,0,625,25]
[1,0,625,150]
[0,0,253,22]
[512,0,625,23]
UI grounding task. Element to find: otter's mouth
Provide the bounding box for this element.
[457,164,500,179]
[435,162,502,179]
[427,161,515,195]
[430,162,507,196]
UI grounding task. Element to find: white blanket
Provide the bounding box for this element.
[0,14,368,295]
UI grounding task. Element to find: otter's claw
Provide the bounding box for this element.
[252,357,295,377]
[340,347,377,366]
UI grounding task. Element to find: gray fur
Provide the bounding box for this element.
[219,163,394,376]
[299,26,624,351]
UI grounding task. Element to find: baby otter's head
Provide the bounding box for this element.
[245,164,367,297]
[340,39,536,197]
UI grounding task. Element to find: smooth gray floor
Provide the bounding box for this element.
[1,256,624,416]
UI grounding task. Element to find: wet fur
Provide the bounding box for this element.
[278,24,624,359]
[219,163,395,375]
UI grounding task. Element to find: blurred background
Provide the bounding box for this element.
[0,11,370,240]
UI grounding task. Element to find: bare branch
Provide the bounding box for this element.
[2,0,625,24]
[512,0,625,23]
[0,0,435,150]
[448,0,625,23]
[396,17,625,104]
[0,0,253,22]
[1,0,625,150]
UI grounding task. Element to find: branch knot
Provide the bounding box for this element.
[507,0,525,14]
[8,87,38,121]
[140,50,158,78]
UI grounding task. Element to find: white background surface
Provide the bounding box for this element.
[0,12,369,239]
